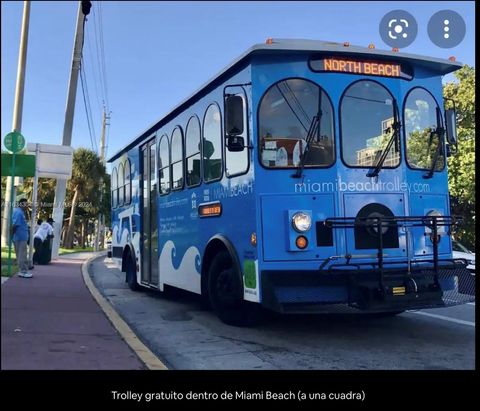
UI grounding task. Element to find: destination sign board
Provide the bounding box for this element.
[310,56,413,79]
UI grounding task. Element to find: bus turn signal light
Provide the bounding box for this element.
[296,236,308,249]
[199,202,222,217]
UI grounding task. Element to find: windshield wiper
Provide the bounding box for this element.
[292,114,320,179]
[423,125,445,179]
[423,107,444,179]
[366,100,400,178]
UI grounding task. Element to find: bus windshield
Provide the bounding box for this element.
[258,78,334,168]
[341,80,399,168]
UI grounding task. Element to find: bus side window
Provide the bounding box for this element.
[121,217,130,241]
[111,166,118,208]
[203,103,223,182]
[124,159,131,204]
[185,115,202,187]
[171,127,184,190]
[118,162,124,206]
[131,214,138,233]
[158,134,170,194]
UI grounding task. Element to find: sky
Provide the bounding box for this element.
[1,1,475,169]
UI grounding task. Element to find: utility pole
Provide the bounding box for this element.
[1,1,30,248]
[94,109,110,251]
[51,1,90,258]
[99,109,109,164]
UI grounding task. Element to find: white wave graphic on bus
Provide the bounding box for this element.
[158,240,201,294]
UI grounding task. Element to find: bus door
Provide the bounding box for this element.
[140,139,159,287]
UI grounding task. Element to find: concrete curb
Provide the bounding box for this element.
[81,254,168,370]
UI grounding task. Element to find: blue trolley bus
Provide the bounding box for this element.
[108,39,474,325]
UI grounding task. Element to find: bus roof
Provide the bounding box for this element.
[108,38,462,163]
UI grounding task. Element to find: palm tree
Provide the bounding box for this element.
[63,148,106,248]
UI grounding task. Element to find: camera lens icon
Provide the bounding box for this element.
[391,21,408,39]
[380,10,418,48]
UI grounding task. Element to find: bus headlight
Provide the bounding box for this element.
[292,212,312,232]
[426,209,442,219]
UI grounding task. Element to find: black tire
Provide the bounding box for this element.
[125,253,140,291]
[208,251,261,327]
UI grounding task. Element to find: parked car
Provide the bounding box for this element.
[452,239,475,295]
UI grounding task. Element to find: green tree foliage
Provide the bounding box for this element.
[444,65,475,250]
[405,129,444,171]
[20,177,56,220]
[63,148,107,248]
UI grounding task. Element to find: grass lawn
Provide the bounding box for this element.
[59,246,95,255]
[1,246,16,260]
[1,246,96,276]
[1,246,17,276]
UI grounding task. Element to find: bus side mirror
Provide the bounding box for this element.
[225,95,244,136]
[445,108,458,145]
[226,136,245,152]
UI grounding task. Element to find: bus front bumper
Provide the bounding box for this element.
[260,263,474,314]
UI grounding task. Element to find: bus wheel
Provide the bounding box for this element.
[126,254,140,292]
[208,251,260,327]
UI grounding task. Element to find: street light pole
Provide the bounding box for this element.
[1,1,31,248]
[51,1,88,258]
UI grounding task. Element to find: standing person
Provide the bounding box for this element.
[11,198,31,278]
[32,219,44,264]
[33,217,54,265]
[33,219,43,236]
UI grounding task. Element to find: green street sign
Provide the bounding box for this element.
[4,131,26,153]
[1,153,35,177]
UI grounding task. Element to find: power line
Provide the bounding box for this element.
[86,23,102,113]
[80,60,98,153]
[82,61,98,152]
[92,4,106,109]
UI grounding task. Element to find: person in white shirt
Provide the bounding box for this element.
[33,219,42,236]
[33,217,54,264]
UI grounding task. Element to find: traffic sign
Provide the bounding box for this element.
[4,131,26,153]
[1,153,35,177]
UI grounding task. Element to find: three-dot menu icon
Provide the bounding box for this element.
[428,10,466,48]
[443,19,450,40]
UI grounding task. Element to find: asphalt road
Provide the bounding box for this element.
[89,256,475,370]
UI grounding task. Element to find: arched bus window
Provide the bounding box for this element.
[404,88,444,172]
[185,115,201,187]
[118,162,125,206]
[158,134,170,194]
[171,127,184,190]
[124,159,131,204]
[203,103,222,182]
[258,78,335,168]
[340,80,399,168]
[111,167,118,208]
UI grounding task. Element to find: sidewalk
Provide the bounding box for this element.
[1,252,145,370]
